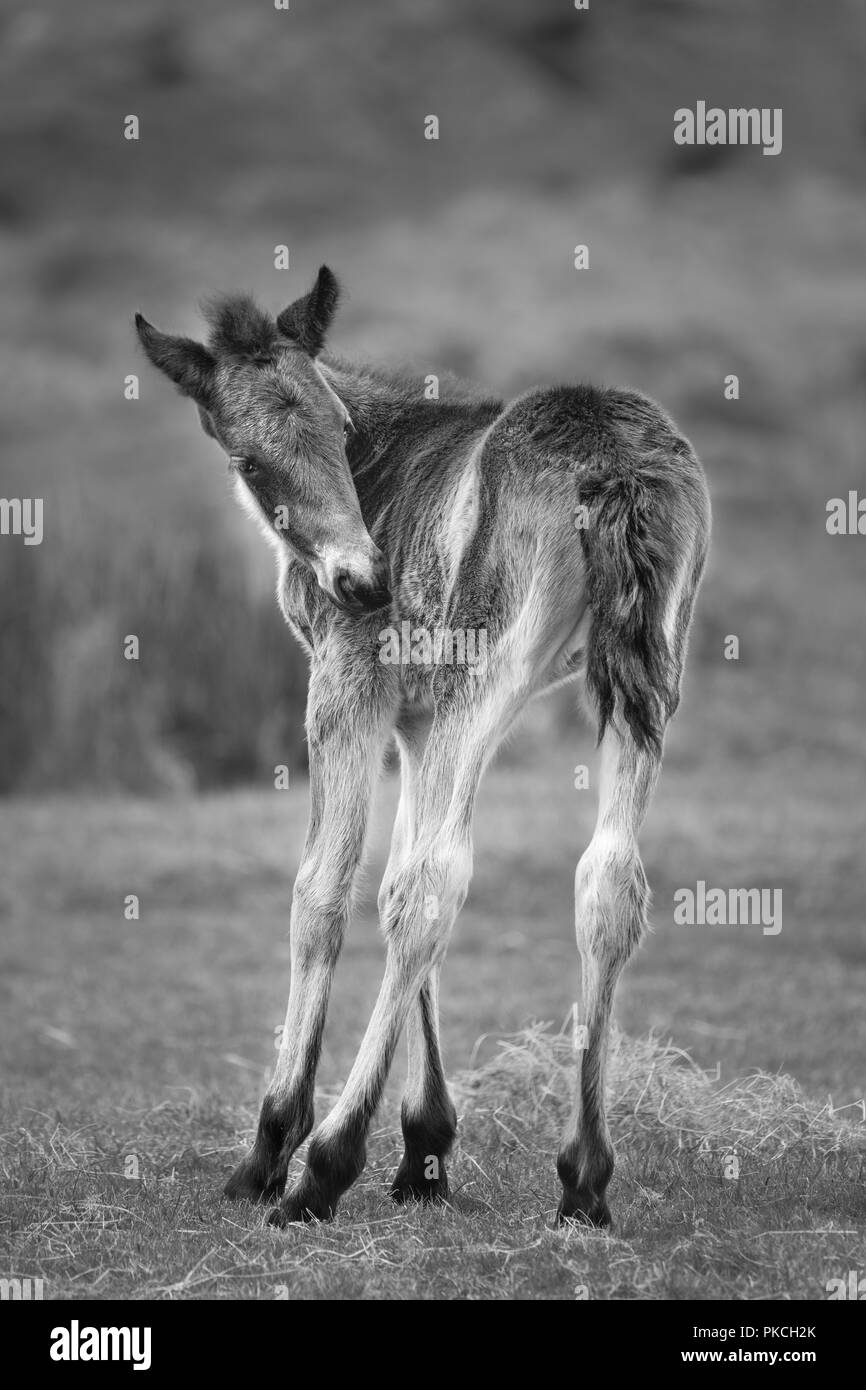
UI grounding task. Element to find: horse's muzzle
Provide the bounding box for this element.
[332,558,392,615]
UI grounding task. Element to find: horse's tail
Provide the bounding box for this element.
[577,397,709,755]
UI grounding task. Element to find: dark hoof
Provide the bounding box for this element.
[223,1156,285,1206]
[225,1096,314,1205]
[390,1162,450,1206]
[268,1185,334,1228]
[556,1192,612,1229]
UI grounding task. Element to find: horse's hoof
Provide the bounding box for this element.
[555,1192,612,1229]
[268,1185,334,1227]
[390,1152,450,1204]
[224,1157,284,1205]
[390,1176,450,1206]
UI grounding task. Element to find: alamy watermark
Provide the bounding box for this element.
[50,1321,151,1370]
[826,490,866,535]
[378,620,488,674]
[0,497,43,545]
[1,1276,44,1300]
[674,880,782,936]
[674,103,782,157]
[825,1270,865,1300]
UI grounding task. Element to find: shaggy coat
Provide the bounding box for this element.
[136,267,710,1226]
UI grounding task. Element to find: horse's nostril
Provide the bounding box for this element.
[333,567,391,614]
[334,570,356,606]
[372,556,391,592]
[369,581,392,610]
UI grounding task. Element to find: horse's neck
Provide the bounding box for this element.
[318,355,415,446]
[318,356,502,547]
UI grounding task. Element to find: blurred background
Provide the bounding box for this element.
[2,0,865,792]
[1,0,865,1114]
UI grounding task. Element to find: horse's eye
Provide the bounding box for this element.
[344,417,355,437]
[231,456,259,477]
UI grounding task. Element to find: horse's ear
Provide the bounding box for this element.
[134,313,216,403]
[276,266,340,357]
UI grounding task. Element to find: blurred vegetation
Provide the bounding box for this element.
[0,0,864,790]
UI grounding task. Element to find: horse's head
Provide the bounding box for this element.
[135,267,390,616]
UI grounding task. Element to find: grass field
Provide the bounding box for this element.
[1,731,864,1300]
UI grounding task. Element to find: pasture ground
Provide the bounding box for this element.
[1,741,864,1300]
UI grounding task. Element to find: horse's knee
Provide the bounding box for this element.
[427,841,472,924]
[381,840,472,963]
[574,833,649,965]
[376,865,397,920]
[383,839,469,939]
[292,860,355,966]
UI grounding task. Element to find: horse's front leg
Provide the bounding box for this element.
[224,660,395,1204]
[270,672,527,1225]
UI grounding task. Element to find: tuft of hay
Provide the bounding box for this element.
[453,1023,864,1172]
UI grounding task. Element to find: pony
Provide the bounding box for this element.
[136,266,710,1226]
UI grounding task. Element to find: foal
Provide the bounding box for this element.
[136,267,710,1227]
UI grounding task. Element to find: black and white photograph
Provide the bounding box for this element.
[1,0,864,1337]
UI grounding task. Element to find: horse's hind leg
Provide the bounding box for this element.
[391,965,456,1203]
[556,721,660,1227]
[380,711,457,1204]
